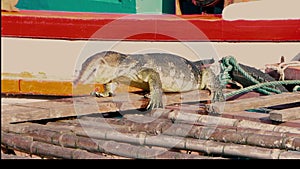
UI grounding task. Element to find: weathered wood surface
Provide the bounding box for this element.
[2,121,299,159]
[269,107,300,122]
[1,153,37,159]
[3,91,299,124]
[1,90,211,124]
[212,92,300,112]
[1,131,109,159]
[2,123,222,159]
[70,115,300,151]
[2,91,300,159]
[280,119,300,128]
[147,109,300,134]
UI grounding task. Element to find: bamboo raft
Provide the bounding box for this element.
[1,89,300,159]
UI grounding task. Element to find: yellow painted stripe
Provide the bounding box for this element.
[1,77,142,96]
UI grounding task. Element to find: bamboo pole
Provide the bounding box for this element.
[108,114,300,151]
[50,114,300,151]
[7,120,300,159]
[123,114,300,137]
[52,122,300,159]
[4,109,300,154]
[6,123,221,159]
[79,115,172,135]
[1,132,108,159]
[147,109,300,134]
[147,133,300,159]
[1,153,37,159]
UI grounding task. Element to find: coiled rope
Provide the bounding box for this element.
[219,56,300,99]
[225,80,300,98]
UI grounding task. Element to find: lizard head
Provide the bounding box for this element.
[73,51,127,86]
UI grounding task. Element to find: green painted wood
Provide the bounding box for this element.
[16,0,175,14]
[136,0,175,14]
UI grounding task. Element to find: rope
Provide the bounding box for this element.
[293,85,300,92]
[220,56,282,95]
[225,80,300,99]
[219,55,300,99]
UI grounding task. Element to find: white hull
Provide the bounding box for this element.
[2,37,300,81]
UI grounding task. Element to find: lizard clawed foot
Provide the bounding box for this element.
[212,90,226,103]
[146,92,163,110]
[90,91,114,97]
[146,99,163,110]
[205,102,224,116]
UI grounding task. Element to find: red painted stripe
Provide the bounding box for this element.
[2,10,300,42]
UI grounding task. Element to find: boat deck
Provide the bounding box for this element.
[2,90,300,159]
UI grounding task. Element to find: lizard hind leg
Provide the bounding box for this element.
[201,67,225,103]
[201,67,226,115]
[91,82,118,97]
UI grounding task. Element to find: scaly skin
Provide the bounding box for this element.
[73,51,224,110]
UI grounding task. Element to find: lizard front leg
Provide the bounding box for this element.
[137,69,163,109]
[91,82,118,97]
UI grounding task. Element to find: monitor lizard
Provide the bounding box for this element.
[73,51,225,110]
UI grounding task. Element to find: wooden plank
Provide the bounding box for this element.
[2,91,299,126]
[284,66,300,80]
[226,91,263,101]
[269,107,300,122]
[265,65,300,80]
[1,79,19,94]
[221,111,271,124]
[20,80,72,96]
[279,119,300,128]
[1,96,130,124]
[165,103,273,123]
[1,105,46,125]
[3,90,298,125]
[1,76,143,96]
[165,90,275,124]
[212,92,300,112]
[1,89,212,124]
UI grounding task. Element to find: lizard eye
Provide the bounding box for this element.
[100,58,106,64]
